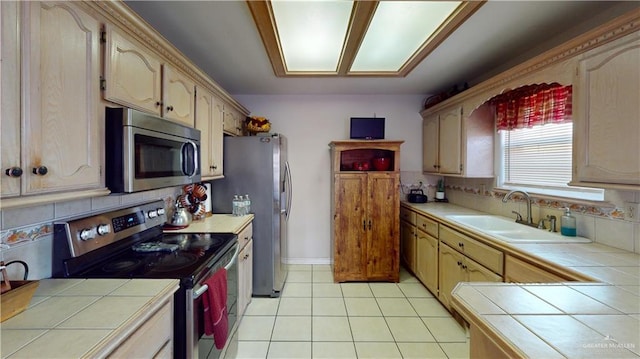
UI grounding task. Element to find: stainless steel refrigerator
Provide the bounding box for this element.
[211,134,291,297]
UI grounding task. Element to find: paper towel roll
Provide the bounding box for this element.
[204,182,212,216]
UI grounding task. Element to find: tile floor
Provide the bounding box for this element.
[224,265,470,358]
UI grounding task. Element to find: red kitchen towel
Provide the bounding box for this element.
[202,268,228,349]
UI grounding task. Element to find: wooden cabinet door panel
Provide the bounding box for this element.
[367,173,399,280]
[333,174,368,281]
[575,34,640,185]
[1,1,21,197]
[105,25,162,116]
[465,257,502,283]
[416,229,438,295]
[163,65,195,126]
[24,1,102,194]
[438,243,465,309]
[504,255,565,283]
[400,221,416,272]
[422,115,439,173]
[438,106,462,174]
[210,96,224,177]
[196,86,214,177]
[238,239,253,317]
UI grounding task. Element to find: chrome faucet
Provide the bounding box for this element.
[502,190,535,227]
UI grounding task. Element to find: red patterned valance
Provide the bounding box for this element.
[490,83,572,131]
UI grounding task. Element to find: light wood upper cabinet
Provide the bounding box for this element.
[1,1,21,198]
[9,1,103,198]
[223,106,243,136]
[162,65,195,126]
[573,32,640,189]
[196,86,224,179]
[422,104,493,177]
[104,24,162,116]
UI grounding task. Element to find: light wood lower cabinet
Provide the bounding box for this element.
[504,255,568,283]
[400,220,417,272]
[106,298,174,358]
[415,228,438,295]
[237,222,253,318]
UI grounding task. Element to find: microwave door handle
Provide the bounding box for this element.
[181,141,199,177]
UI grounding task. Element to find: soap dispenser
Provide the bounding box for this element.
[561,208,577,237]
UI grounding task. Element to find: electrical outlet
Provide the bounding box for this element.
[624,202,640,222]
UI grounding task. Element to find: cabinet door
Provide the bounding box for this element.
[438,106,462,174]
[422,114,439,173]
[400,221,416,272]
[367,173,400,281]
[438,243,465,310]
[238,239,253,317]
[333,174,368,281]
[163,65,195,126]
[104,24,162,116]
[504,255,565,283]
[416,229,438,295]
[1,1,21,197]
[23,1,102,195]
[224,107,243,136]
[574,34,640,186]
[196,87,223,178]
[465,257,502,283]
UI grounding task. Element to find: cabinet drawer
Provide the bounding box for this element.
[400,207,416,225]
[504,255,567,283]
[416,215,438,238]
[238,223,253,249]
[440,225,503,275]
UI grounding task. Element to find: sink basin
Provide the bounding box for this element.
[446,215,591,244]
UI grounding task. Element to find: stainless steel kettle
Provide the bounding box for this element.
[168,199,192,227]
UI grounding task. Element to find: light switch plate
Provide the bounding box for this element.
[624,202,640,222]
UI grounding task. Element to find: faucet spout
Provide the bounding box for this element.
[502,190,533,225]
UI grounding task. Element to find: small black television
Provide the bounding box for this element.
[350,117,385,140]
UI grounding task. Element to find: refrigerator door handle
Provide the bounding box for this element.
[284,161,292,220]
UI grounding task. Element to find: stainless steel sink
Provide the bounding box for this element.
[446,215,591,244]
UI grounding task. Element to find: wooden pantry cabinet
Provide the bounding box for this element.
[104,25,195,127]
[2,2,105,201]
[196,86,224,179]
[329,141,403,282]
[572,31,640,189]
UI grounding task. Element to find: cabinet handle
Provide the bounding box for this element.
[368,220,372,230]
[363,220,366,231]
[457,261,462,267]
[458,242,464,248]
[32,166,48,176]
[166,105,174,112]
[210,165,217,170]
[461,264,467,270]
[433,164,437,169]
[5,167,23,177]
[155,101,162,107]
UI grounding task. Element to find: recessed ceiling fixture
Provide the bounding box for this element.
[247,0,485,77]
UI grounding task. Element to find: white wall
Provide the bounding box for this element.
[236,94,425,264]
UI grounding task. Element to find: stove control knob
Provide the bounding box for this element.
[147,210,158,218]
[97,224,111,236]
[79,228,95,241]
[156,208,166,216]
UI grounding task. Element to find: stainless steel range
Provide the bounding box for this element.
[52,200,238,359]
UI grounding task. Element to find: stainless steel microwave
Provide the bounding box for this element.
[105,107,201,193]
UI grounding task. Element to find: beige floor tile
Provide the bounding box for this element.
[267,341,311,359]
[286,271,312,283]
[312,283,343,298]
[277,297,311,316]
[227,341,270,359]
[288,264,312,271]
[399,268,420,283]
[312,342,357,358]
[397,342,448,359]
[271,316,311,341]
[244,297,280,316]
[312,271,334,283]
[349,317,394,342]
[398,283,434,298]
[422,317,468,342]
[354,342,402,358]
[386,317,435,342]
[312,316,353,341]
[377,298,418,317]
[369,283,404,298]
[312,264,332,272]
[281,283,312,297]
[409,298,450,317]
[313,297,347,316]
[341,283,374,297]
[344,297,382,316]
[237,316,275,341]
[438,342,470,359]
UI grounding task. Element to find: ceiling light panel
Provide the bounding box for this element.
[271,0,353,72]
[350,1,461,72]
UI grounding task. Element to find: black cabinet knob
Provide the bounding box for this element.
[32,166,48,176]
[5,167,23,177]
[166,105,174,112]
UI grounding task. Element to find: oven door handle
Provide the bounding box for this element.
[192,243,240,300]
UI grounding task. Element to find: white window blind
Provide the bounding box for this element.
[500,122,573,188]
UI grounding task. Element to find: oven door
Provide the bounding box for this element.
[189,242,239,359]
